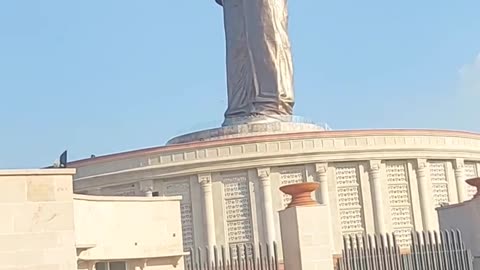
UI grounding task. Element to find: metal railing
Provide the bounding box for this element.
[337,230,473,270]
[186,242,280,270]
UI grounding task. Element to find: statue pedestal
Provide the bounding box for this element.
[437,180,480,270]
[167,116,328,145]
[279,205,334,270]
[278,182,333,270]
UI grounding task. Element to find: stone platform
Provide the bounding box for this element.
[167,116,328,145]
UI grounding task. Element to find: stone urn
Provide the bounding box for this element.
[466,177,480,199]
[279,182,320,208]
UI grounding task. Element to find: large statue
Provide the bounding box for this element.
[217,0,295,125]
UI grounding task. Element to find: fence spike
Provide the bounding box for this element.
[229,245,234,270]
[221,246,226,270]
[273,242,279,270]
[251,243,257,270]
[259,243,264,270]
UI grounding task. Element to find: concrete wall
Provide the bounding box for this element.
[74,195,185,270]
[437,199,480,268]
[0,169,77,270]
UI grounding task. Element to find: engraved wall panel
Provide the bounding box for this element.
[103,183,137,196]
[335,165,365,236]
[163,181,194,252]
[222,174,253,248]
[465,162,478,199]
[279,166,305,208]
[386,162,413,247]
[429,161,449,207]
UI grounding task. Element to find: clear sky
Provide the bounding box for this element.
[1,1,479,169]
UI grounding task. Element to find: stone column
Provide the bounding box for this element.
[369,160,387,235]
[314,163,335,253]
[314,163,329,204]
[257,168,276,247]
[140,180,154,197]
[416,159,434,231]
[198,173,216,249]
[454,158,468,203]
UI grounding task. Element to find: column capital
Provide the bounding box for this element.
[257,167,271,180]
[454,158,465,170]
[416,159,429,170]
[368,160,382,172]
[198,173,212,186]
[315,163,328,175]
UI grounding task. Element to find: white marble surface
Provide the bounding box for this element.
[167,120,326,145]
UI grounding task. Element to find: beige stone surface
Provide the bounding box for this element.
[0,169,77,270]
[0,169,187,270]
[279,205,334,270]
[437,198,480,269]
[74,194,185,269]
[0,178,26,203]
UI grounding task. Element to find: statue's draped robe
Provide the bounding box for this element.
[219,0,295,122]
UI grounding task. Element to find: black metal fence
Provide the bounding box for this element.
[337,230,473,270]
[186,242,280,270]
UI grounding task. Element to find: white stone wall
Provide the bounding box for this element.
[71,130,480,255]
[74,195,185,270]
[437,199,480,269]
[0,169,77,270]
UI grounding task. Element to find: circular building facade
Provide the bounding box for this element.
[70,129,480,255]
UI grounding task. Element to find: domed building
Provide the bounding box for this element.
[69,0,480,258]
[70,128,480,255]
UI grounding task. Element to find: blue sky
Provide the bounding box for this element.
[1,1,479,169]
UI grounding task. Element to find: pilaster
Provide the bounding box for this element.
[416,159,434,231]
[314,162,335,252]
[314,163,329,204]
[139,180,154,197]
[198,173,216,249]
[368,160,387,235]
[257,167,276,248]
[454,158,468,202]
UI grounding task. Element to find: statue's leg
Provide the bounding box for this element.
[223,0,254,121]
[244,0,294,115]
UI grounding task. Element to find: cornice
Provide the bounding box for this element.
[73,148,480,190]
[68,129,480,167]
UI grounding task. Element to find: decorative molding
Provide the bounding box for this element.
[163,180,194,251]
[429,161,449,207]
[198,173,212,186]
[222,174,253,245]
[315,163,328,175]
[454,158,465,170]
[417,159,428,170]
[385,161,413,247]
[257,167,271,180]
[279,166,305,208]
[368,160,382,172]
[72,133,480,182]
[139,180,154,193]
[465,162,479,198]
[69,129,480,168]
[335,165,365,236]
